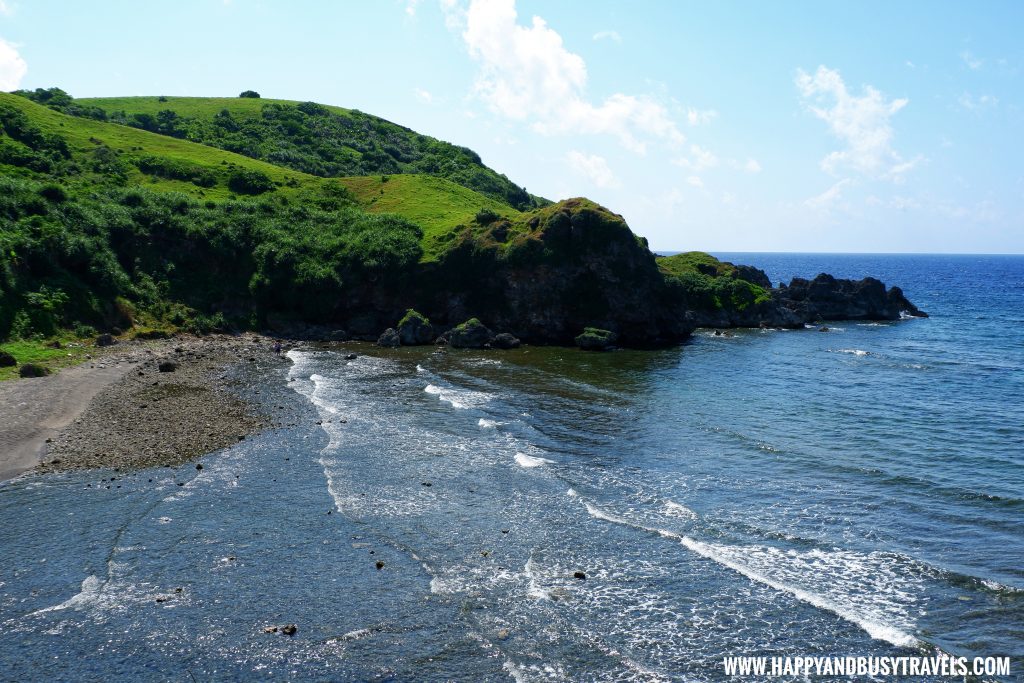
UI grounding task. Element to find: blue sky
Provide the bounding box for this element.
[1,0,1022,253]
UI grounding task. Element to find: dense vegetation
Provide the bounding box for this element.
[14,88,546,211]
[0,173,423,340]
[658,251,771,312]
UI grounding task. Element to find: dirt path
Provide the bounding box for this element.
[0,358,140,481]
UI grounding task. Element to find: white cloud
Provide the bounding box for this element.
[804,178,851,210]
[452,0,684,153]
[742,158,761,173]
[960,50,982,70]
[958,92,998,111]
[686,107,717,126]
[565,150,620,188]
[673,144,718,171]
[0,2,14,17]
[405,0,422,16]
[0,38,27,91]
[592,30,621,43]
[686,175,704,188]
[413,87,434,104]
[796,65,917,181]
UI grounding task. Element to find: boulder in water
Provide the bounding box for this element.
[492,332,521,349]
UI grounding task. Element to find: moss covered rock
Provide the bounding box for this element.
[446,318,493,349]
[575,328,618,351]
[0,350,16,367]
[397,309,433,346]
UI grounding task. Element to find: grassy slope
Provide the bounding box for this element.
[0,92,313,201]
[339,174,521,261]
[2,93,507,253]
[74,95,543,210]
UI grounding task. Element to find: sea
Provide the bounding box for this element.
[1,253,1022,682]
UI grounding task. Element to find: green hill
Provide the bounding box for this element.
[16,88,545,211]
[0,88,698,355]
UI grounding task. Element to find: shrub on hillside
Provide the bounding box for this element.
[239,90,261,98]
[227,169,275,195]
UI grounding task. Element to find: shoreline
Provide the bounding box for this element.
[0,333,284,482]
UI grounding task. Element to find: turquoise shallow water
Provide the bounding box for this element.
[0,254,1021,681]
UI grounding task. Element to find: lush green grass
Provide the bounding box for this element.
[0,337,93,381]
[339,174,521,261]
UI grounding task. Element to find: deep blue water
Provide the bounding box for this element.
[1,254,1022,681]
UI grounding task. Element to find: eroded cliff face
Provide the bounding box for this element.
[421,199,694,346]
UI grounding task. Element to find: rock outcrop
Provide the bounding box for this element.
[774,274,928,321]
[423,199,694,347]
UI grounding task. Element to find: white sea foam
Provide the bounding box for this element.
[566,488,578,497]
[835,348,870,356]
[663,501,698,519]
[478,418,498,429]
[502,660,530,683]
[524,556,550,600]
[424,383,490,410]
[515,452,553,468]
[415,364,425,373]
[31,575,103,614]
[582,499,921,648]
